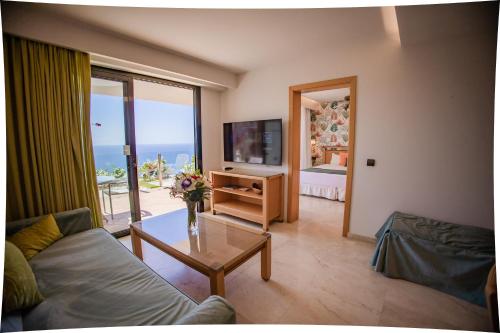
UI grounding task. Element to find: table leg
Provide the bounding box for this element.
[101,188,106,212]
[131,228,143,260]
[261,236,271,281]
[108,184,114,219]
[209,269,225,297]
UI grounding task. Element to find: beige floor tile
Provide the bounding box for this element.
[378,277,490,331]
[119,195,490,329]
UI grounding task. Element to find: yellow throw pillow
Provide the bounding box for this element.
[7,214,63,260]
[3,241,44,313]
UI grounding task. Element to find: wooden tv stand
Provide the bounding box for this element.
[210,169,284,231]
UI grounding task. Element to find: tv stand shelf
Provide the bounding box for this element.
[214,187,263,200]
[210,170,284,231]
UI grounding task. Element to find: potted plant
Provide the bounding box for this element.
[168,170,211,233]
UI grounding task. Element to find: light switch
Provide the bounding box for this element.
[367,159,375,167]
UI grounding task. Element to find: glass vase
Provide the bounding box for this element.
[186,200,199,234]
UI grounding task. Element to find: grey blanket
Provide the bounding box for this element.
[301,167,346,175]
[371,211,495,306]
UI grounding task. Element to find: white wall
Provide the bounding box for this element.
[221,36,496,237]
[200,87,222,211]
[201,88,222,173]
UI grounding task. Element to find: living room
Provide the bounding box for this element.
[1,0,498,332]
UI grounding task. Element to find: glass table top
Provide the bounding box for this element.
[131,209,268,270]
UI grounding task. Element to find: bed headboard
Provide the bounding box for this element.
[323,147,348,164]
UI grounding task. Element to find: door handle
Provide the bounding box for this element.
[123,145,131,156]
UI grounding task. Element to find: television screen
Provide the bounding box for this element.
[223,119,282,165]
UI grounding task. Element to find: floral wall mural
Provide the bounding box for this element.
[311,96,350,165]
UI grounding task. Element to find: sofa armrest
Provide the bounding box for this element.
[174,296,236,324]
[53,208,92,237]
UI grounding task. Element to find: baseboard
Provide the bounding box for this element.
[347,232,376,243]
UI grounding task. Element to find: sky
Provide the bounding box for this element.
[90,94,195,146]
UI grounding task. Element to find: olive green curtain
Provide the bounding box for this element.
[4,35,102,228]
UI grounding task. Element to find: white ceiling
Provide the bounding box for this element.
[3,2,498,74]
[5,4,389,73]
[303,88,350,104]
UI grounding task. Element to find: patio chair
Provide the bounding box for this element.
[100,178,129,219]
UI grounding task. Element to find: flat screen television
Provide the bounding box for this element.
[223,119,282,166]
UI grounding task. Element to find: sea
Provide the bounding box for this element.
[93,143,194,171]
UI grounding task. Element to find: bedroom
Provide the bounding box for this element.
[299,87,351,233]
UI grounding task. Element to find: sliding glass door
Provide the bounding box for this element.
[134,79,196,218]
[90,76,136,235]
[90,67,201,236]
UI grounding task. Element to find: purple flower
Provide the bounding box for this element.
[181,178,192,190]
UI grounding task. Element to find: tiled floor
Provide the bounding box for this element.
[120,195,491,330]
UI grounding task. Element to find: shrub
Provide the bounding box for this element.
[113,167,126,179]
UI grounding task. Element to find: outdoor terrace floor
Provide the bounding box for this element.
[99,179,185,234]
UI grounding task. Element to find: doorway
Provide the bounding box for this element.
[90,67,202,236]
[287,76,357,236]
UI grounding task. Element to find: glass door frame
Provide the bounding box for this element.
[91,67,141,224]
[91,65,204,227]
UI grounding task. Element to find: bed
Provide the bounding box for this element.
[300,147,347,201]
[371,211,495,306]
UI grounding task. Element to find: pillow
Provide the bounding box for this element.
[339,152,348,166]
[330,154,340,165]
[7,214,63,260]
[3,241,44,313]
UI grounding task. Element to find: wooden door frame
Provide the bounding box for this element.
[287,76,357,237]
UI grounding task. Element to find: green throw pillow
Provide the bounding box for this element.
[3,241,44,313]
[7,214,63,260]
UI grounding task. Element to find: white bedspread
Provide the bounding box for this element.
[300,164,347,201]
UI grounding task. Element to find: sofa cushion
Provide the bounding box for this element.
[174,296,236,324]
[52,208,93,236]
[7,215,63,260]
[24,228,197,330]
[3,241,44,313]
[6,208,92,238]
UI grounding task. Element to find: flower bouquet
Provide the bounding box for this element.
[169,170,211,233]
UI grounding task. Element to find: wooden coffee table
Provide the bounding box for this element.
[130,209,271,297]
